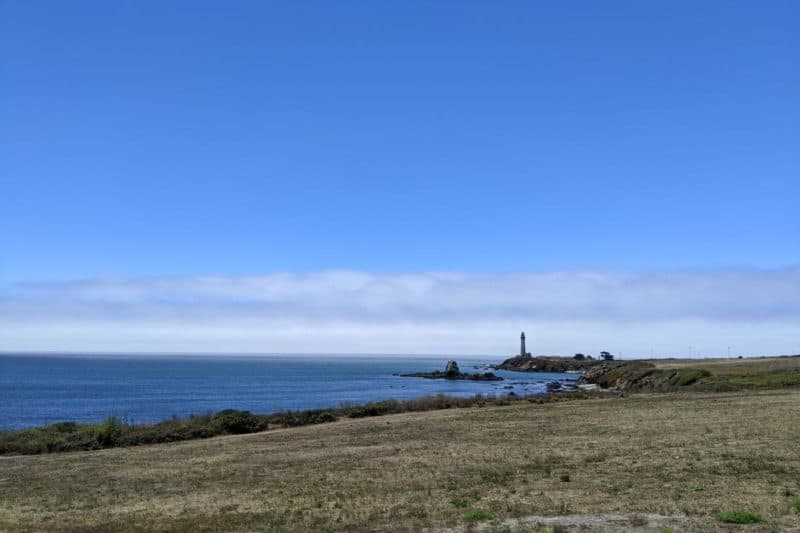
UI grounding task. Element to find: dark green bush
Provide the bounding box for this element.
[465,508,492,521]
[450,497,468,508]
[347,400,398,418]
[119,418,217,446]
[715,510,763,524]
[669,368,712,387]
[95,416,124,446]
[315,411,337,423]
[790,496,800,513]
[49,422,79,432]
[212,410,264,434]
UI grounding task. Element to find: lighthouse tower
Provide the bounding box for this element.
[520,331,527,357]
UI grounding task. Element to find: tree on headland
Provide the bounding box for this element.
[600,351,614,361]
[573,353,586,360]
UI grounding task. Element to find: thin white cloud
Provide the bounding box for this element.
[1,268,799,357]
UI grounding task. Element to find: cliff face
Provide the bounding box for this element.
[580,361,715,392]
[496,355,601,373]
[496,357,706,391]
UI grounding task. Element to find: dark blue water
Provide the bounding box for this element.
[0,354,576,430]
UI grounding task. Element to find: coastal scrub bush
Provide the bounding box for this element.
[212,410,264,434]
[95,416,124,446]
[118,414,219,446]
[450,497,468,508]
[1,390,607,455]
[791,496,800,512]
[464,508,492,521]
[559,473,571,482]
[668,368,712,387]
[268,409,337,427]
[715,510,763,524]
[0,421,100,454]
[347,400,398,418]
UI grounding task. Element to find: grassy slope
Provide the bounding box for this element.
[651,356,800,388]
[585,355,800,392]
[2,390,800,531]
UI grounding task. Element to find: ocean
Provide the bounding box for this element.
[0,354,577,430]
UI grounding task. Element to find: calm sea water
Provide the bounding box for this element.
[0,354,577,430]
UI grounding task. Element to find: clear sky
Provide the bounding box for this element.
[1,2,798,355]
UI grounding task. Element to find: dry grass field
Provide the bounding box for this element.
[1,389,799,532]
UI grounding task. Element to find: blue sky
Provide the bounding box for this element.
[1,2,798,354]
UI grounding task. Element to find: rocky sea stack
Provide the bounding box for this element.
[400,360,503,381]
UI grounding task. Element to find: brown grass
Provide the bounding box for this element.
[1,390,799,531]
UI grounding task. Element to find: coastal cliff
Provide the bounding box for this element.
[579,360,713,392]
[500,355,800,393]
[496,355,719,392]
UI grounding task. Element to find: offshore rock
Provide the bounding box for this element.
[399,360,503,381]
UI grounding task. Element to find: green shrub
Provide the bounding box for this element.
[715,510,763,524]
[49,422,79,432]
[347,400,398,418]
[118,417,217,445]
[1,390,609,455]
[212,410,263,434]
[669,368,712,387]
[790,496,800,512]
[465,508,492,521]
[95,416,124,446]
[316,411,337,423]
[450,497,468,508]
[559,473,570,482]
[268,409,337,427]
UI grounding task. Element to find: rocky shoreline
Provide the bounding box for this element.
[493,354,623,392]
[495,353,772,393]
